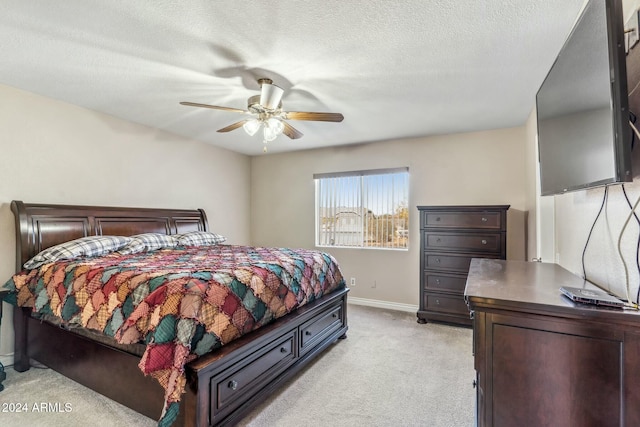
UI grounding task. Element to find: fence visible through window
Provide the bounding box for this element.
[314,168,409,250]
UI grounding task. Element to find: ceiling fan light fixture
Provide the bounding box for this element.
[242,118,261,136]
[263,122,280,142]
[266,117,284,134]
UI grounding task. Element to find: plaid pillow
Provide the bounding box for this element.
[23,235,132,270]
[175,231,226,247]
[118,233,178,255]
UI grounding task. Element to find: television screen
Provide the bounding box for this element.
[536,0,632,196]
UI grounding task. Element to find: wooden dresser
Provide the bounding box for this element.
[466,259,640,427]
[417,205,509,326]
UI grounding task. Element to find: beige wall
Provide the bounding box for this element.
[251,128,528,307]
[0,84,251,363]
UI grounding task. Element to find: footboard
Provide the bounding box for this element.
[188,287,349,426]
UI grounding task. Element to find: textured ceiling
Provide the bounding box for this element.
[0,0,587,155]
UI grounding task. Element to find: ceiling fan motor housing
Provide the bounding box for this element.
[258,79,284,110]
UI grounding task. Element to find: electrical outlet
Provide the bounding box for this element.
[350,277,356,286]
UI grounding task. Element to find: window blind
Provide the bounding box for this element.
[315,168,409,249]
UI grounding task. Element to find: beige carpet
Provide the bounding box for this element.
[0,304,475,427]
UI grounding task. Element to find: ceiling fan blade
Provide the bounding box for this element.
[217,120,249,133]
[282,121,304,139]
[180,101,247,113]
[284,111,344,122]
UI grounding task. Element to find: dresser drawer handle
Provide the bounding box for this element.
[436,217,441,221]
[332,313,338,318]
[436,238,441,243]
[305,330,312,336]
[435,299,440,305]
[481,217,487,222]
[434,258,441,263]
[228,380,238,390]
[481,239,487,245]
[435,279,441,284]
[280,346,288,353]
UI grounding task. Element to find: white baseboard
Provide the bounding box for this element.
[0,353,14,368]
[348,297,418,313]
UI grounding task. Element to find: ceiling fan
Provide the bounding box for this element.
[180,78,344,152]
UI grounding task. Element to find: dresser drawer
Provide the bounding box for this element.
[422,211,503,230]
[424,252,501,273]
[424,231,503,254]
[424,272,468,294]
[424,293,469,316]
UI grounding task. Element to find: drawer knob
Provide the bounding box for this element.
[481,217,487,222]
[481,239,487,245]
[228,380,238,390]
[435,279,441,284]
[332,313,338,318]
[435,258,441,263]
[436,238,441,243]
[280,347,288,353]
[435,299,440,305]
[436,217,441,221]
[305,330,312,336]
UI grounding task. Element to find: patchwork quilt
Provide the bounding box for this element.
[3,245,345,426]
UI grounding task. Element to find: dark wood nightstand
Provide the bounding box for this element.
[0,290,8,391]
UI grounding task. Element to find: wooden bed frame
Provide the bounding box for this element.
[9,200,348,426]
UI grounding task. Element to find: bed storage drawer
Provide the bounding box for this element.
[300,303,344,355]
[211,330,296,422]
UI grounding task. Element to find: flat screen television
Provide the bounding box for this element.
[536,0,632,196]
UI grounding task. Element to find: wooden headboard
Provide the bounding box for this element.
[11,200,208,272]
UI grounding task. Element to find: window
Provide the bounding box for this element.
[314,168,409,249]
